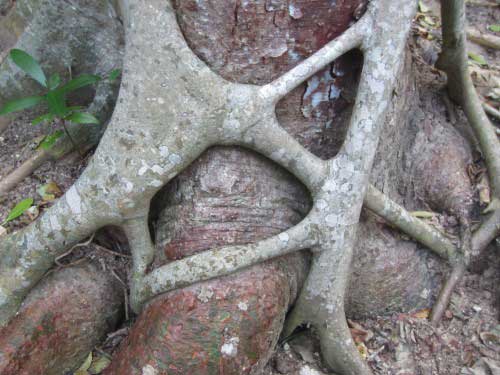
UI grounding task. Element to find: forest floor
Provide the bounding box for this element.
[0,1,498,374]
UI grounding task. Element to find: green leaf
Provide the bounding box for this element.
[108,69,121,82]
[488,24,500,32]
[2,198,34,224]
[38,130,64,150]
[48,73,61,90]
[0,96,45,115]
[468,52,487,65]
[47,90,68,117]
[58,74,101,94]
[10,49,47,87]
[66,106,85,111]
[418,1,429,13]
[32,113,54,125]
[66,112,99,124]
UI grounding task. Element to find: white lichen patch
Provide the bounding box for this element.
[168,154,181,165]
[278,232,289,244]
[197,285,214,303]
[66,186,82,215]
[299,365,324,375]
[141,364,158,375]
[221,337,240,357]
[237,301,248,311]
[159,146,169,157]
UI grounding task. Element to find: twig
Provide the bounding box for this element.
[465,0,499,6]
[93,243,131,258]
[110,268,129,321]
[467,28,500,50]
[483,102,500,120]
[54,233,95,266]
[430,262,466,325]
[61,119,83,157]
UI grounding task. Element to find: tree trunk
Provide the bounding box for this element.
[0,0,491,374]
[106,1,469,373]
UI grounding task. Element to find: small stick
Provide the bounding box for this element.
[467,28,500,50]
[54,233,95,266]
[61,119,83,157]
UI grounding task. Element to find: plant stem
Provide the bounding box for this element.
[61,119,83,157]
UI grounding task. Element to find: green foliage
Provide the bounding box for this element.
[10,49,47,87]
[38,130,64,150]
[2,198,34,225]
[468,52,487,66]
[488,24,500,33]
[0,49,121,150]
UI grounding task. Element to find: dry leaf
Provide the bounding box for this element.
[89,355,112,374]
[76,352,93,374]
[412,308,431,319]
[37,181,62,202]
[410,211,435,218]
[356,342,368,359]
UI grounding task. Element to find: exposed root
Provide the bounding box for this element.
[364,185,457,260]
[483,102,500,121]
[466,28,500,50]
[428,0,500,325]
[438,0,500,198]
[431,261,467,325]
[6,0,498,373]
[0,122,97,197]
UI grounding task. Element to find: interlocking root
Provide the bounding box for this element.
[0,0,499,374]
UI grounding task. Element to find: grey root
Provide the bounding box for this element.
[0,0,498,374]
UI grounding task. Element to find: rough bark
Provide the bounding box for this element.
[0,262,122,375]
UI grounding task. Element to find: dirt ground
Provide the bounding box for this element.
[0,1,498,374]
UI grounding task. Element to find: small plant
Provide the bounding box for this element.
[0,49,120,151]
[1,197,34,225]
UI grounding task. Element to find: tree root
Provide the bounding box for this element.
[1,0,499,373]
[483,102,500,121]
[467,28,500,50]
[0,1,416,373]
[428,0,500,325]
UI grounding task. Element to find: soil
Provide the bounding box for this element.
[0,1,498,374]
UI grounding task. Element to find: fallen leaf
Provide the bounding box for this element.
[356,342,368,359]
[37,181,62,202]
[468,52,488,66]
[488,24,500,32]
[2,198,34,225]
[410,211,435,218]
[76,352,93,374]
[0,225,7,237]
[411,308,431,319]
[418,1,429,13]
[89,355,112,374]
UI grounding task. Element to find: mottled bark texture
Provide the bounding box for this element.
[107,149,310,374]
[109,0,441,373]
[2,0,494,373]
[0,262,122,375]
